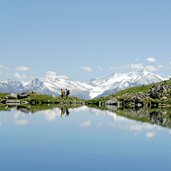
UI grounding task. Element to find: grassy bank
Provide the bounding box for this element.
[0,92,85,105]
[86,79,171,107]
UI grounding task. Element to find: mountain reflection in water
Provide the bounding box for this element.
[0,104,171,129]
[0,104,171,171]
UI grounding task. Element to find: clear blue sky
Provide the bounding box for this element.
[0,0,171,81]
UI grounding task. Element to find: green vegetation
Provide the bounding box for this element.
[87,79,171,107]
[24,92,85,104]
[0,92,85,105]
[0,93,9,101]
[87,83,155,104]
[0,92,85,113]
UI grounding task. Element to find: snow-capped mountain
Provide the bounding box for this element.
[89,70,165,98]
[0,80,26,94]
[0,70,166,99]
[24,71,93,99]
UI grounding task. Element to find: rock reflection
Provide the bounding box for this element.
[88,104,171,128]
[149,111,170,126]
[113,107,171,128]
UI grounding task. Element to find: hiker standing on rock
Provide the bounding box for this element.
[66,89,70,98]
[61,89,65,98]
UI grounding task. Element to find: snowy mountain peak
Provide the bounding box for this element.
[0,70,167,99]
[89,70,166,99]
[31,78,43,87]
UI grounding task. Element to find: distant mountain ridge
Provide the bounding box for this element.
[0,70,166,99]
[89,70,165,98]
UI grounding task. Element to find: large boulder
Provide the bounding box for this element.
[131,92,148,102]
[17,92,29,99]
[5,93,18,99]
[148,84,171,99]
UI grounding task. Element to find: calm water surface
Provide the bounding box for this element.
[0,106,170,171]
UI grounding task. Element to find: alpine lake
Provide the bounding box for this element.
[0,104,171,171]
